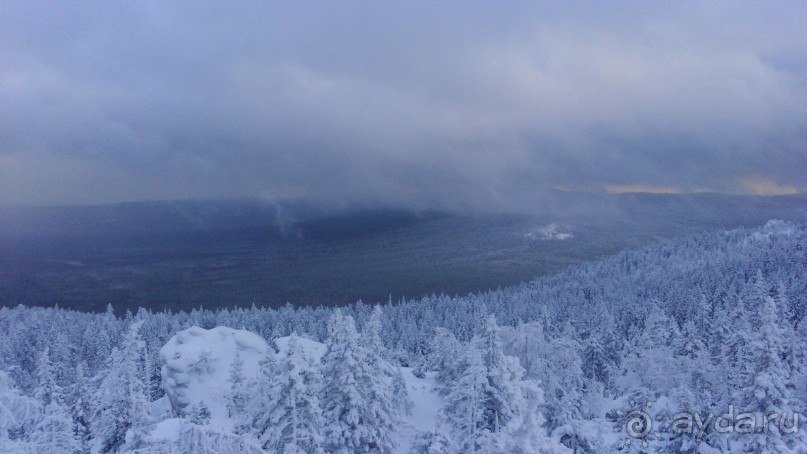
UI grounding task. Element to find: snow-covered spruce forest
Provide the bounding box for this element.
[1,220,806,453]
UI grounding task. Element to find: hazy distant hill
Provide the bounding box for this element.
[1,193,804,311]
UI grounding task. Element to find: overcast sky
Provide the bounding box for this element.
[1,1,805,209]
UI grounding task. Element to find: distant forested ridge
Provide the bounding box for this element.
[2,193,804,312]
[1,220,806,452]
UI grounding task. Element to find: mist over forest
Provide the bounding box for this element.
[2,193,805,311]
[2,1,807,452]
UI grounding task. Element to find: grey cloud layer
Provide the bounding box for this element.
[1,1,805,207]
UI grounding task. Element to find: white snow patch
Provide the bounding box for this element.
[395,370,445,453]
[273,335,326,362]
[149,395,174,422]
[525,223,574,241]
[150,418,184,443]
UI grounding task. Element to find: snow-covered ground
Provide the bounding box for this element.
[393,370,443,452]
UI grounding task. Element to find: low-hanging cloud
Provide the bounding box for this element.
[1,1,805,210]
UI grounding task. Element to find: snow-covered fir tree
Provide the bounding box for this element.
[69,362,93,452]
[392,365,414,417]
[409,426,455,454]
[226,349,250,434]
[0,370,40,451]
[258,333,324,453]
[189,401,212,425]
[441,336,489,452]
[29,348,80,452]
[321,311,397,453]
[89,321,153,453]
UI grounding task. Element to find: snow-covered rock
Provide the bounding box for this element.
[159,326,269,428]
[273,335,326,362]
[157,327,445,452]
